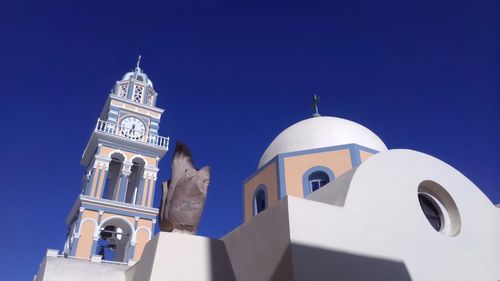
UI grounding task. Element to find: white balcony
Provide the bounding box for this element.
[95,119,169,148]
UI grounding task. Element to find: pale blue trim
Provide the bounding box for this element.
[128,218,140,260]
[150,180,156,206]
[243,144,359,187]
[144,179,150,206]
[91,239,98,256]
[244,143,380,200]
[98,170,109,198]
[97,209,103,225]
[301,166,335,196]
[107,106,119,122]
[84,169,96,196]
[92,168,103,197]
[278,143,370,158]
[69,237,79,257]
[358,146,379,154]
[349,145,361,168]
[242,155,283,205]
[127,79,135,99]
[118,174,128,202]
[143,85,150,104]
[92,211,104,255]
[69,211,83,257]
[80,203,158,220]
[128,244,136,260]
[243,155,279,184]
[252,184,268,216]
[73,211,83,234]
[97,140,165,159]
[277,155,286,199]
[136,178,145,206]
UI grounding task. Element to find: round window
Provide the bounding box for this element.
[417,180,461,236]
[418,194,442,231]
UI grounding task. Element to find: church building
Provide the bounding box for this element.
[34,61,500,281]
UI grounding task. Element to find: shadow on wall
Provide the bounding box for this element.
[209,239,237,281]
[270,244,294,281]
[290,244,412,281]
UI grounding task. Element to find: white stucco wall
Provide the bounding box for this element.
[128,232,235,281]
[34,256,128,281]
[288,149,500,280]
[35,149,500,281]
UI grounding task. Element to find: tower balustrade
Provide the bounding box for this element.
[95,119,169,148]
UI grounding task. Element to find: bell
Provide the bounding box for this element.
[98,246,105,257]
[100,225,116,240]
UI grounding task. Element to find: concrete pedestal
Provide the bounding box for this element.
[126,232,236,281]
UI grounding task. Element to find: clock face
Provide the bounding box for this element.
[120,116,146,140]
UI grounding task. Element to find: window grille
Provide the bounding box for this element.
[118,84,128,98]
[132,85,144,103]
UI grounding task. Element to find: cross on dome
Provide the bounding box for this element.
[120,56,153,88]
[311,94,321,117]
[113,56,158,106]
[136,55,142,70]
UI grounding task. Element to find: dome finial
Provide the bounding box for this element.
[311,94,321,117]
[136,55,142,70]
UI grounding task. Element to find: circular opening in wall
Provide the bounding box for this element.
[417,180,461,237]
[418,194,442,231]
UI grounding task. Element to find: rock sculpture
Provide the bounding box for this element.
[160,142,210,234]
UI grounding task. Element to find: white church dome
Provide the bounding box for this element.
[258,116,388,168]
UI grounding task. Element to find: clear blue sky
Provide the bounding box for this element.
[1,0,498,279]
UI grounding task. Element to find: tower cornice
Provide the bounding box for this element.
[66,195,159,225]
[109,95,165,115]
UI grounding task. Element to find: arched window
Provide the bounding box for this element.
[309,171,329,192]
[102,153,125,200]
[125,158,145,204]
[253,185,268,216]
[302,166,335,196]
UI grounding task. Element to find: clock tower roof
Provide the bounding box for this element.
[111,56,159,107]
[121,55,153,87]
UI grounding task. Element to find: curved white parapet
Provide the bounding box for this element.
[291,149,500,281]
[225,149,500,281]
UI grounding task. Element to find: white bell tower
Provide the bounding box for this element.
[63,57,169,263]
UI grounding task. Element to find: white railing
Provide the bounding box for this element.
[95,119,169,148]
[56,254,129,265]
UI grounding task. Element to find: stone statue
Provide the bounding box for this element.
[160,142,210,234]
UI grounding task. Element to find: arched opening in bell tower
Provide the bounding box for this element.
[95,217,134,262]
[125,157,145,204]
[102,153,125,200]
